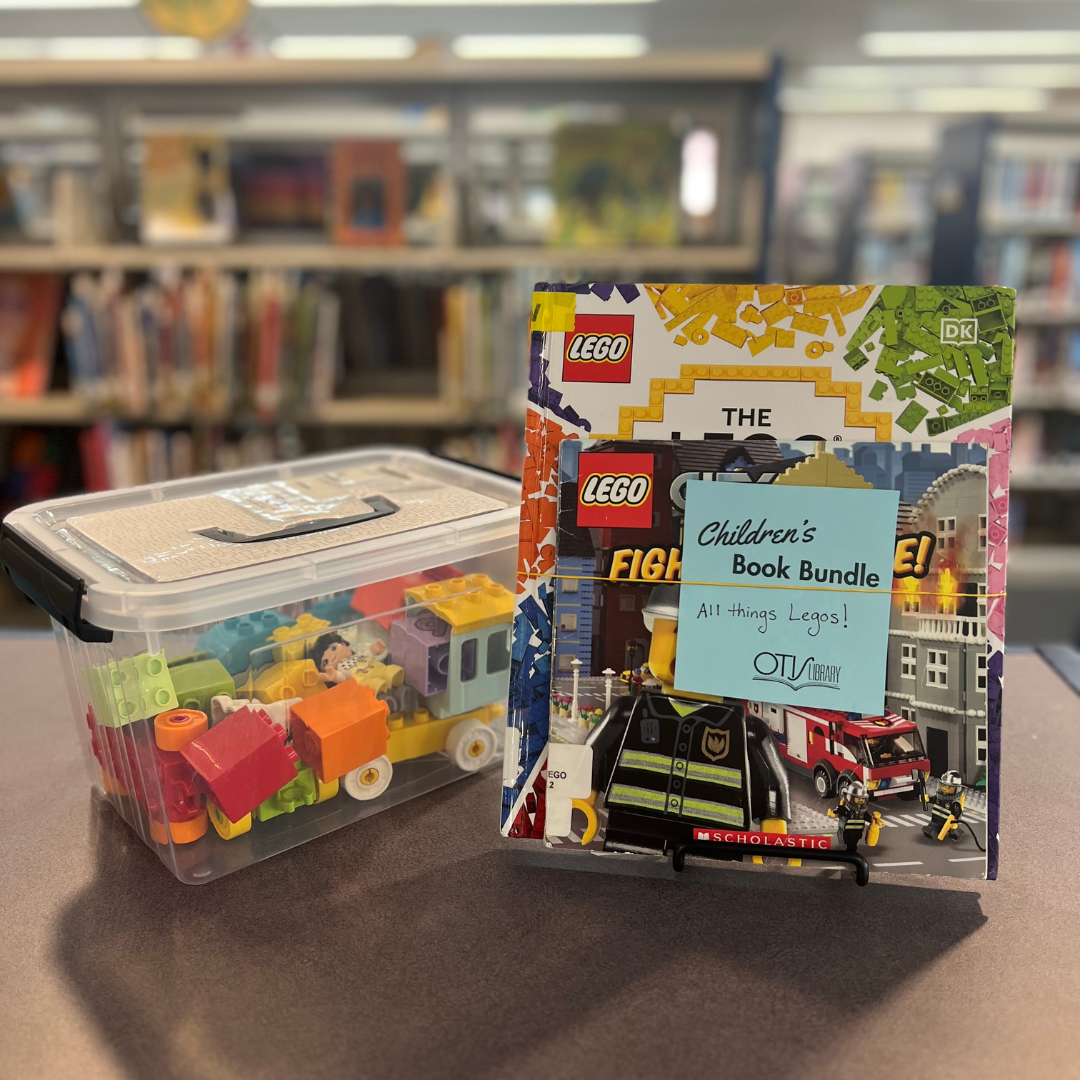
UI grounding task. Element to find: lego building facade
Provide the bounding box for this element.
[886,465,989,786]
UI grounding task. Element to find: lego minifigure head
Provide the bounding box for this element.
[642,585,680,687]
[313,632,352,674]
[841,779,869,809]
[938,770,962,798]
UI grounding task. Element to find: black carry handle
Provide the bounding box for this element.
[670,840,870,887]
[0,522,113,643]
[195,495,399,544]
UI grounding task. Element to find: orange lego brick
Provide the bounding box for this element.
[290,679,390,784]
[784,288,805,306]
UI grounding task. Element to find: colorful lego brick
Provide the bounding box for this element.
[844,347,868,371]
[307,592,358,628]
[879,285,909,310]
[89,651,178,727]
[403,573,514,634]
[774,328,795,348]
[349,565,461,629]
[256,760,320,822]
[869,380,887,401]
[197,609,291,676]
[168,657,234,715]
[967,346,988,387]
[289,680,390,784]
[386,702,502,765]
[252,659,322,703]
[392,609,451,695]
[181,705,299,823]
[896,400,929,433]
[789,312,828,336]
[711,320,749,347]
[916,368,960,404]
[267,613,331,662]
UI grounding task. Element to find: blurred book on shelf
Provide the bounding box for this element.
[330,141,405,247]
[551,122,679,247]
[60,269,340,417]
[231,149,328,238]
[0,273,63,398]
[140,134,237,245]
[983,155,1080,228]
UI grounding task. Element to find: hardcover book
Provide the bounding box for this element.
[502,282,1012,883]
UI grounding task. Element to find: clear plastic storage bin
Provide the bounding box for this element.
[0,449,519,882]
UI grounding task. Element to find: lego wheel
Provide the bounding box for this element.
[343,756,393,801]
[836,770,857,796]
[445,719,497,772]
[813,763,836,799]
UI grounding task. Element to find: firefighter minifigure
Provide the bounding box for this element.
[923,770,965,841]
[584,585,792,855]
[828,779,882,851]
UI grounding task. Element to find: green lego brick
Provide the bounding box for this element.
[168,657,234,715]
[988,383,1011,404]
[865,341,876,351]
[257,761,319,822]
[883,308,897,346]
[880,285,909,310]
[968,346,988,387]
[956,378,971,401]
[897,400,929,433]
[848,305,884,351]
[997,334,1014,375]
[916,286,944,311]
[948,345,971,379]
[903,353,946,375]
[926,416,951,437]
[970,292,1001,316]
[969,387,989,403]
[894,383,918,400]
[916,368,961,404]
[844,347,869,371]
[869,380,887,401]
[89,650,178,727]
[937,405,950,415]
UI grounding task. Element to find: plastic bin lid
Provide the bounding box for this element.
[0,447,520,638]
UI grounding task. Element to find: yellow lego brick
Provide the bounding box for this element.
[790,312,829,336]
[634,407,648,419]
[268,613,331,662]
[802,367,830,381]
[712,321,749,347]
[756,284,785,305]
[650,387,664,405]
[837,285,873,316]
[876,418,892,440]
[674,335,688,346]
[735,285,755,303]
[253,659,322,703]
[660,285,691,314]
[620,407,634,418]
[647,406,663,419]
[681,311,712,344]
[747,329,777,356]
[530,291,576,332]
[804,285,841,300]
[739,304,763,324]
[386,703,502,765]
[822,340,834,352]
[619,419,634,434]
[831,310,847,336]
[784,288,805,306]
[405,573,513,634]
[664,378,695,393]
[800,299,835,317]
[775,328,795,348]
[662,286,725,332]
[651,379,666,393]
[761,301,793,326]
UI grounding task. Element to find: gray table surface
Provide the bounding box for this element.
[1,634,1078,1080]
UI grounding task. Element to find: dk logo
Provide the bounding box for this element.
[940,317,979,345]
[562,314,634,383]
[577,451,654,529]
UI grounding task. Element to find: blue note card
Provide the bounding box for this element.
[675,479,900,714]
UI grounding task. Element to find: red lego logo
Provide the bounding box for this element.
[562,314,634,383]
[577,452,654,529]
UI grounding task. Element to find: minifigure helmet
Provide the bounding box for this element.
[939,770,962,796]
[642,584,681,633]
[847,779,869,801]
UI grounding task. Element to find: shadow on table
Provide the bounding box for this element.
[56,791,987,1080]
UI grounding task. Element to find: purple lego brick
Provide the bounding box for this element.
[391,612,451,697]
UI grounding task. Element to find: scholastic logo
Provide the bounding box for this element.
[693,828,831,850]
[562,314,634,384]
[577,452,654,529]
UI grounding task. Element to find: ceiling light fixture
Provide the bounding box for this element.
[862,30,1080,58]
[269,35,418,59]
[452,34,648,60]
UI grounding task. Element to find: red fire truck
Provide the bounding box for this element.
[743,700,931,801]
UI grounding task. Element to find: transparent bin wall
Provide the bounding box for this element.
[57,545,516,884]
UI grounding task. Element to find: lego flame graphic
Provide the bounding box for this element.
[938,566,957,616]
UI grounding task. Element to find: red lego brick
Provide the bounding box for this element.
[350,565,460,628]
[181,705,299,822]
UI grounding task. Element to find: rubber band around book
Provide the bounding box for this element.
[521,569,1005,599]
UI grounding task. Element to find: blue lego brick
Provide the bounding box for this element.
[196,609,292,676]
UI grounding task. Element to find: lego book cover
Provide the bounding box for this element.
[502,283,1011,883]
